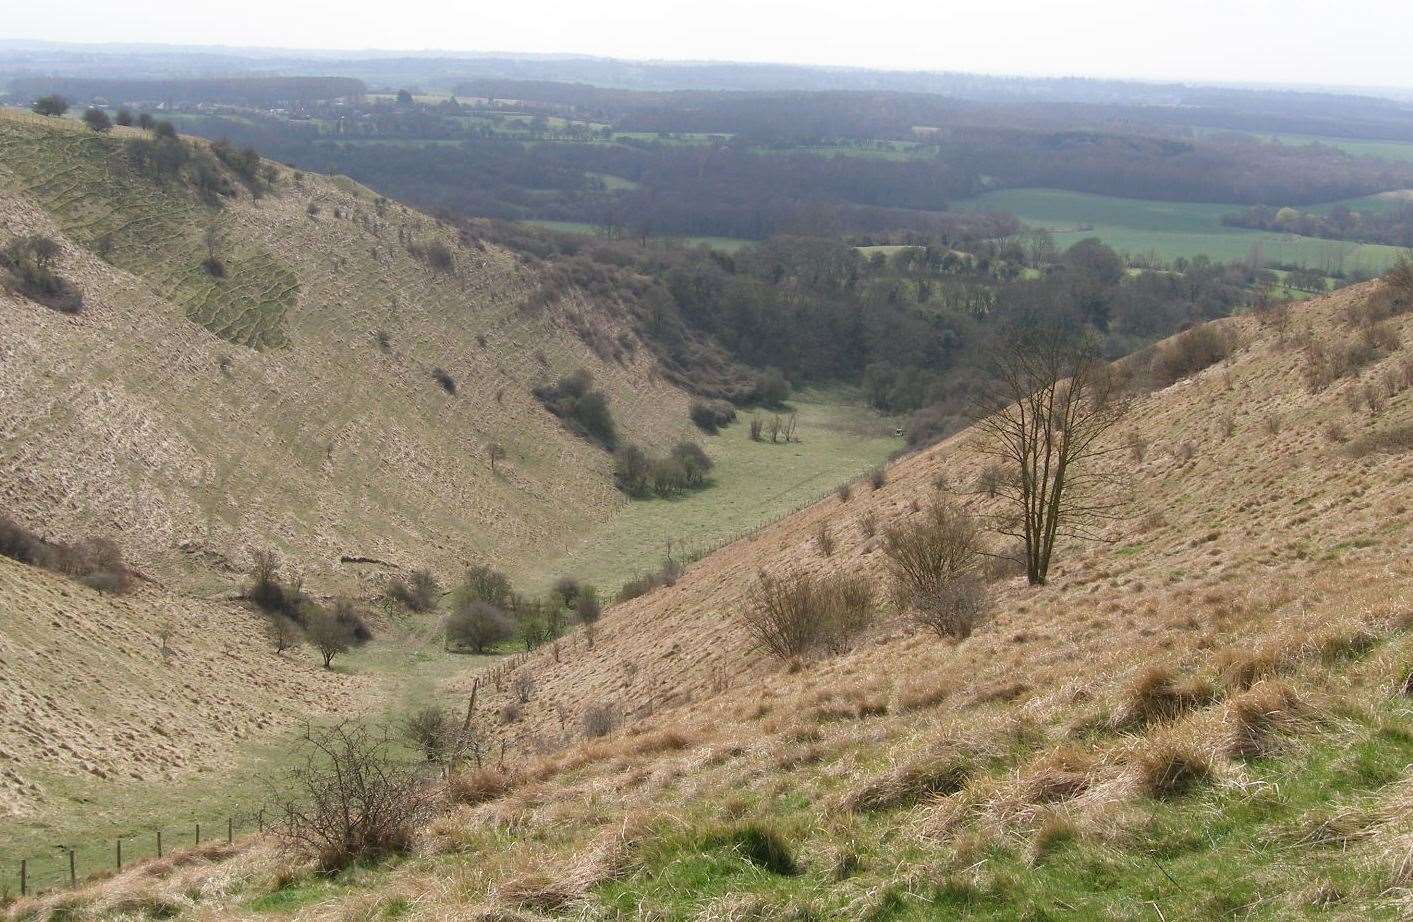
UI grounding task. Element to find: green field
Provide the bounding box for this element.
[960,188,1409,272]
[521,394,901,593]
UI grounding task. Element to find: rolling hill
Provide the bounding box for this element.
[8,272,1412,918]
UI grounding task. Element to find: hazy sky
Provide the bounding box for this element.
[8,0,1413,89]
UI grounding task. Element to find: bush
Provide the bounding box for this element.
[446,600,513,653]
[459,564,514,609]
[689,398,738,433]
[432,367,456,395]
[81,107,112,133]
[882,503,990,640]
[575,587,602,625]
[616,441,713,497]
[403,706,455,762]
[749,416,765,441]
[816,521,835,557]
[273,722,436,870]
[1,235,83,313]
[114,108,134,127]
[1151,325,1232,386]
[31,95,69,117]
[869,467,887,490]
[582,702,617,738]
[0,517,132,593]
[741,570,875,660]
[754,368,791,407]
[409,239,454,272]
[534,369,617,449]
[387,568,440,612]
[266,615,303,653]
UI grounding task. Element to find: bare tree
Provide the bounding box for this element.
[975,326,1130,585]
[487,442,506,474]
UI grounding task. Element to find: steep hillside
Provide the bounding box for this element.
[12,278,1412,919]
[0,108,693,594]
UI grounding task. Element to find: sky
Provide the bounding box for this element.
[7,0,1413,90]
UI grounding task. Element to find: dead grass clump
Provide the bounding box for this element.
[1220,680,1312,760]
[840,752,974,813]
[625,728,697,756]
[1213,646,1284,691]
[449,767,521,806]
[896,677,953,713]
[1018,745,1098,804]
[702,821,799,876]
[1129,738,1214,798]
[1310,622,1381,663]
[1110,664,1218,729]
[493,873,578,914]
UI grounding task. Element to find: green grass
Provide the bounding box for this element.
[519,393,901,593]
[959,187,1409,273]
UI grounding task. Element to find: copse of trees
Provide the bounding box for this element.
[614,440,714,498]
[0,515,131,594]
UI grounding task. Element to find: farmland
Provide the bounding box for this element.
[959,187,1410,272]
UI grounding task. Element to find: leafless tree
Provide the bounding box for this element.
[487,442,506,474]
[975,326,1131,585]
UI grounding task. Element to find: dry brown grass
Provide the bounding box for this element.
[1128,736,1215,798]
[839,750,974,813]
[1218,679,1313,759]
[1109,664,1218,729]
[449,767,523,806]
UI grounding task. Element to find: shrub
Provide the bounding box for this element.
[63,536,132,594]
[534,369,617,449]
[387,568,440,612]
[582,702,617,738]
[552,576,581,606]
[114,108,134,127]
[81,107,112,133]
[858,510,878,538]
[0,514,47,565]
[153,120,177,139]
[575,587,602,625]
[749,416,765,441]
[31,95,69,116]
[741,570,875,659]
[690,398,738,433]
[882,503,990,640]
[754,368,791,407]
[1151,324,1232,386]
[432,367,456,395]
[404,706,455,762]
[446,600,513,653]
[459,564,514,608]
[409,239,454,272]
[869,466,887,490]
[836,482,851,503]
[616,441,712,497]
[273,722,436,870]
[1,235,83,313]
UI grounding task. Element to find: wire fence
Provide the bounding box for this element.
[3,806,269,900]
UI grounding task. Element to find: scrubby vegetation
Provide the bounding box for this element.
[740,569,874,659]
[882,502,990,640]
[614,441,714,497]
[0,514,131,593]
[534,368,618,449]
[1,234,83,313]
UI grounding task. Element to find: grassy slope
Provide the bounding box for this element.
[960,187,1409,271]
[58,279,1407,920]
[521,394,901,592]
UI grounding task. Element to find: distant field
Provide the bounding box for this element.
[1194,126,1413,164]
[521,394,901,593]
[519,219,755,253]
[959,188,1409,272]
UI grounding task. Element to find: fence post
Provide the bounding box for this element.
[257,808,264,833]
[195,822,201,846]
[116,837,122,871]
[227,817,233,844]
[19,859,25,897]
[156,829,163,859]
[69,849,76,887]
